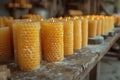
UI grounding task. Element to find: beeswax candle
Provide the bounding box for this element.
[13,19,31,64]
[0,27,12,62]
[13,22,19,63]
[88,19,97,37]
[16,21,41,71]
[105,17,108,33]
[81,18,88,48]
[6,20,14,54]
[63,20,73,55]
[103,18,107,35]
[96,19,102,36]
[109,16,114,31]
[41,21,64,62]
[100,18,105,35]
[0,17,4,27]
[111,17,115,30]
[73,17,82,50]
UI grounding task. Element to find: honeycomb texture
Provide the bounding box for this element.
[17,22,40,71]
[41,22,64,62]
[63,20,73,55]
[13,20,33,64]
[0,27,12,62]
[74,19,82,50]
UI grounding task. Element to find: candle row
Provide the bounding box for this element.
[85,15,114,37]
[0,15,115,71]
[114,16,120,26]
[0,17,13,62]
[0,17,13,27]
[0,27,12,62]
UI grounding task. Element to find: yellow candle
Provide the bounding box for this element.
[0,17,4,27]
[59,16,63,20]
[109,16,114,30]
[109,17,112,31]
[0,27,12,62]
[96,18,102,36]
[15,21,41,71]
[6,20,14,53]
[105,17,109,33]
[116,16,120,25]
[13,19,31,64]
[112,16,115,30]
[13,22,19,64]
[63,20,73,55]
[41,21,64,62]
[101,18,105,35]
[81,18,88,48]
[73,18,82,50]
[88,19,97,37]
[0,17,13,27]
[107,17,111,32]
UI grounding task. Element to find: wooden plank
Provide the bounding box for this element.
[100,1,112,15]
[78,31,120,80]
[90,0,97,14]
[8,28,120,80]
[106,52,120,58]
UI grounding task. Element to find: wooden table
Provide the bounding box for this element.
[7,28,120,80]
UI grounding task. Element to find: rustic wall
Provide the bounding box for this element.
[0,0,12,16]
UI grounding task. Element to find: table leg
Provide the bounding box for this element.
[89,62,100,80]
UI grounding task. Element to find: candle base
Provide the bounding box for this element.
[88,36,104,45]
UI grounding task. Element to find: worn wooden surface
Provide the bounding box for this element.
[4,28,120,80]
[0,65,10,80]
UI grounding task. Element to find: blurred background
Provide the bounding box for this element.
[0,0,120,18]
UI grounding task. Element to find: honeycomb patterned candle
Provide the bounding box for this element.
[0,27,12,62]
[16,21,41,71]
[81,18,88,48]
[13,19,32,64]
[41,20,64,62]
[73,17,82,51]
[63,19,73,55]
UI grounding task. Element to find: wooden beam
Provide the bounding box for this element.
[100,1,112,15]
[89,62,100,80]
[105,52,120,58]
[90,0,97,14]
